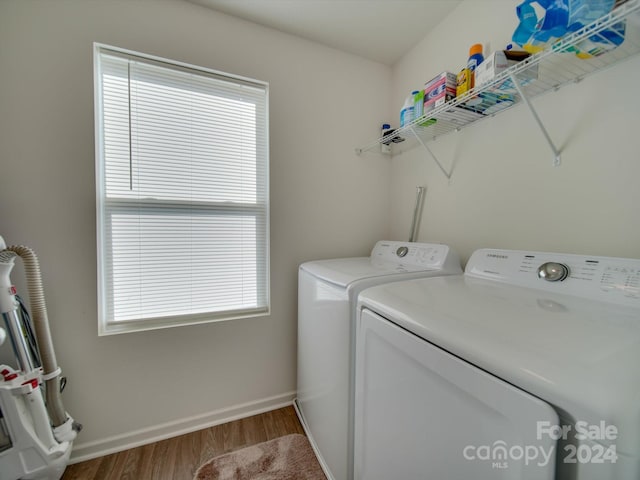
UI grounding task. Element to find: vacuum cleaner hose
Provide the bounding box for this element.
[6,244,68,428]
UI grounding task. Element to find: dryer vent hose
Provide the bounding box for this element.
[6,244,68,428]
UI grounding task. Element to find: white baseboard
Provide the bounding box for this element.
[69,390,296,464]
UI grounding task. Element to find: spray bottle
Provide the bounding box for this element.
[400,92,415,127]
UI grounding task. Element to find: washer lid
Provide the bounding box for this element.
[300,257,404,287]
[299,241,461,288]
[358,275,640,455]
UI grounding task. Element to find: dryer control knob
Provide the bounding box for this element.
[537,262,570,282]
[396,246,409,258]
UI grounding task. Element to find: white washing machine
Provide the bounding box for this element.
[354,248,640,480]
[295,241,461,480]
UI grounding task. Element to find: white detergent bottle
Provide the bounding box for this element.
[400,93,414,127]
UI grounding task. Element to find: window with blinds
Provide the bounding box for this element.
[94,44,269,335]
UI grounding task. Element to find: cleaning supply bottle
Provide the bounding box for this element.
[413,90,424,120]
[400,93,415,127]
[380,123,393,154]
[467,43,484,89]
[381,123,393,141]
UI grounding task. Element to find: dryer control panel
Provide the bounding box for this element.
[370,241,460,272]
[465,249,640,307]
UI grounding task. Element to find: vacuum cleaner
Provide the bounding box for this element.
[0,236,80,479]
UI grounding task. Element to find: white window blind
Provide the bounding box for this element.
[94,44,269,335]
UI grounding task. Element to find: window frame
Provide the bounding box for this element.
[93,43,270,335]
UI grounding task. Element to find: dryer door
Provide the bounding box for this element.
[354,308,558,480]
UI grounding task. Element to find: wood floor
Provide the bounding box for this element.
[62,405,306,480]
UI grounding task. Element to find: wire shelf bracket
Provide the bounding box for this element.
[408,125,452,179]
[508,73,562,166]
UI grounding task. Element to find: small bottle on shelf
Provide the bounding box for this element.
[381,123,393,154]
[413,89,424,120]
[467,43,484,89]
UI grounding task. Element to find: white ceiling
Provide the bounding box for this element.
[185,0,462,65]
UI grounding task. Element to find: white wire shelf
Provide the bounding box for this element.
[356,0,640,174]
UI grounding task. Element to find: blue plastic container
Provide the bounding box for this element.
[512,0,623,57]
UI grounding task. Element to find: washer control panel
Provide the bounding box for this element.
[370,241,460,272]
[466,248,640,306]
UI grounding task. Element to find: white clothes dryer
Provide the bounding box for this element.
[295,241,461,480]
[354,248,640,480]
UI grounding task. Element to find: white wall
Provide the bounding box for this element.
[0,0,390,459]
[389,0,640,264]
